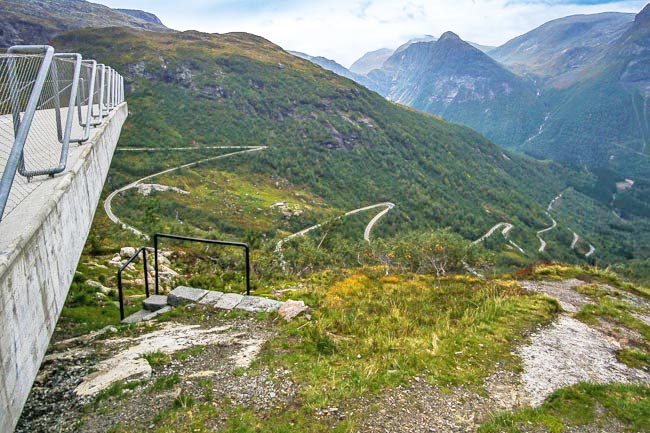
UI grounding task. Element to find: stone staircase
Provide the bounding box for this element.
[122,286,284,324]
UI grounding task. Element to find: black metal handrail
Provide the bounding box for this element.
[154,233,250,296]
[117,246,149,320]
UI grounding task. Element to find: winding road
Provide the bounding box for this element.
[571,231,579,250]
[104,146,267,240]
[274,202,395,267]
[471,222,525,254]
[536,212,557,253]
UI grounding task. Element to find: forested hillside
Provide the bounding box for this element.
[51,27,649,275]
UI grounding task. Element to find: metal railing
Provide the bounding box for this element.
[154,233,251,296]
[117,247,150,320]
[116,234,252,321]
[0,45,125,221]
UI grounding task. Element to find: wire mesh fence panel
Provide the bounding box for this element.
[0,53,51,218]
[73,60,96,143]
[19,54,80,178]
[0,45,124,221]
[90,64,105,125]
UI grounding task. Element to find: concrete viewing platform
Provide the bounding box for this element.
[0,102,127,432]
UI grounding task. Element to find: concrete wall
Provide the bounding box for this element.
[0,103,127,432]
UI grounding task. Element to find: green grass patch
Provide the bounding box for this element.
[142,351,171,368]
[516,264,650,299]
[151,373,181,392]
[172,345,205,361]
[575,298,650,341]
[479,383,650,433]
[617,348,650,371]
[255,269,558,427]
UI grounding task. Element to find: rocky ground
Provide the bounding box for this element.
[16,278,650,432]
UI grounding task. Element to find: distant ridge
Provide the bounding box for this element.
[115,9,165,27]
[0,0,169,47]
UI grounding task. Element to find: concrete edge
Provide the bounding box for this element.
[0,103,128,275]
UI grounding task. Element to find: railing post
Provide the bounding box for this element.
[245,245,250,295]
[143,248,150,298]
[117,271,124,320]
[154,234,159,295]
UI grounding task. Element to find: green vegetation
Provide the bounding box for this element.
[52,27,618,273]
[151,373,181,392]
[142,351,171,368]
[480,383,650,433]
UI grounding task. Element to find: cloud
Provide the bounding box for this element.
[95,0,646,66]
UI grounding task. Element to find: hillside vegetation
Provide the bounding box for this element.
[50,27,648,278]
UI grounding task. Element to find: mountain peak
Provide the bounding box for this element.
[634,3,650,26]
[439,31,461,41]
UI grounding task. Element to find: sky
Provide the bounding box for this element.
[94,0,647,67]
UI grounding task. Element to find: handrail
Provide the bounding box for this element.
[117,247,150,320]
[0,45,54,218]
[153,233,251,296]
[0,45,126,221]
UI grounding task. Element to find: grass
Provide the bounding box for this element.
[617,348,650,371]
[575,298,650,342]
[479,383,650,433]
[151,373,181,392]
[206,268,560,431]
[514,263,650,298]
[172,345,205,361]
[142,351,171,368]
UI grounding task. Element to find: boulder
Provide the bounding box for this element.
[278,300,309,321]
[120,247,137,258]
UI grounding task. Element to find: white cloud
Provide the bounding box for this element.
[95,0,646,66]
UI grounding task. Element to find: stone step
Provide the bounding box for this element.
[124,287,303,324]
[168,286,208,306]
[122,306,172,324]
[142,295,168,311]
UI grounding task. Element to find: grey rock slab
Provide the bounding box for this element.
[143,306,172,321]
[121,306,172,324]
[236,296,283,313]
[143,295,168,311]
[278,299,310,321]
[168,286,208,306]
[198,291,224,306]
[121,309,151,324]
[213,293,244,310]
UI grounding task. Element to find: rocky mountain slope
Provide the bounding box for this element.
[490,12,634,87]
[367,32,545,148]
[520,4,650,180]
[287,51,381,92]
[0,0,168,47]
[349,47,394,75]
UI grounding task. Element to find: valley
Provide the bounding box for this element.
[2,1,650,432]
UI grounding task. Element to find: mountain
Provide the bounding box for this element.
[350,36,494,76]
[490,12,634,87]
[0,0,168,47]
[519,5,650,180]
[50,26,642,270]
[115,9,165,26]
[287,51,381,92]
[349,48,394,75]
[367,32,545,148]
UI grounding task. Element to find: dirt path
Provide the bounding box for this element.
[517,279,650,405]
[104,146,266,239]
